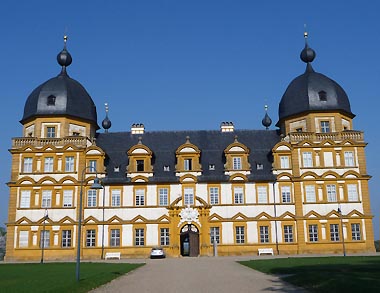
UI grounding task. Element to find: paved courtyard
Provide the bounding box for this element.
[90,256,306,293]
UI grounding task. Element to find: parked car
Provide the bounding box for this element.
[150,247,165,259]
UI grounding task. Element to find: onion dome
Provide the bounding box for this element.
[277,32,354,126]
[261,105,272,130]
[102,103,112,132]
[21,36,98,128]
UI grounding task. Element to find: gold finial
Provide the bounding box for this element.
[185,136,190,143]
[234,135,238,142]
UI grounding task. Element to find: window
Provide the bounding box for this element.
[135,189,145,206]
[184,187,194,205]
[86,230,96,247]
[19,231,29,248]
[347,184,358,202]
[184,159,192,171]
[47,95,56,106]
[111,189,121,207]
[330,224,340,241]
[284,225,293,243]
[280,156,289,169]
[235,226,245,244]
[62,230,71,248]
[234,187,244,204]
[65,156,74,172]
[159,188,168,206]
[20,190,31,208]
[309,225,318,242]
[110,229,120,247]
[135,228,144,246]
[320,121,330,133]
[136,160,144,171]
[256,163,264,170]
[296,128,303,132]
[160,228,170,246]
[63,190,73,207]
[87,190,97,207]
[281,186,291,203]
[163,165,170,171]
[209,187,219,205]
[344,151,355,167]
[40,230,50,248]
[305,185,316,203]
[210,227,220,244]
[47,127,56,138]
[41,190,52,208]
[209,164,215,170]
[23,157,33,173]
[233,157,242,170]
[89,160,97,172]
[260,226,269,243]
[44,157,54,172]
[351,224,361,241]
[318,90,327,101]
[302,152,313,168]
[257,186,268,204]
[327,185,337,202]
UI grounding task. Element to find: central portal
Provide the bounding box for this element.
[180,224,199,257]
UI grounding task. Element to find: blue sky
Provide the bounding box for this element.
[1,1,379,239]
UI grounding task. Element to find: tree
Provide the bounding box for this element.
[0,227,6,260]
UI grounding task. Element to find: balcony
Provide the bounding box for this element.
[288,131,364,143]
[12,136,89,148]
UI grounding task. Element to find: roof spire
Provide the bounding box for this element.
[300,25,316,72]
[102,102,112,133]
[57,35,72,75]
[261,104,272,130]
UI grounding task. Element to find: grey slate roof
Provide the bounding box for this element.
[96,129,280,184]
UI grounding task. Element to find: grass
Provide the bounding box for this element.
[239,256,380,293]
[0,262,144,292]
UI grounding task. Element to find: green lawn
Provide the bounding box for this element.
[239,256,380,293]
[0,262,144,292]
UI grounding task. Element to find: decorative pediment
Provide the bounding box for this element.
[277,173,292,181]
[208,213,223,221]
[256,212,272,220]
[347,210,364,217]
[229,173,248,182]
[38,177,57,185]
[179,174,197,183]
[131,215,148,223]
[304,210,322,218]
[278,211,296,219]
[59,216,75,224]
[157,215,171,223]
[231,212,247,220]
[16,217,32,225]
[131,175,149,183]
[84,216,99,224]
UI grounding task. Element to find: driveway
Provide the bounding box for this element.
[90,256,306,293]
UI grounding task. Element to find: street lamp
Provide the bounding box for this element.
[76,166,103,281]
[338,207,346,257]
[40,209,49,263]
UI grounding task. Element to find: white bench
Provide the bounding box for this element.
[105,252,121,260]
[258,248,274,256]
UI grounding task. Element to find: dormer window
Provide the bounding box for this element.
[320,121,330,133]
[209,164,215,170]
[296,128,303,132]
[318,91,327,101]
[136,160,144,172]
[47,127,56,138]
[72,132,80,136]
[232,157,242,170]
[184,159,192,171]
[163,165,170,171]
[256,163,264,170]
[47,95,56,106]
[114,166,120,173]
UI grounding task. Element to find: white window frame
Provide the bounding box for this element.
[87,190,97,207]
[344,151,355,167]
[110,229,120,247]
[309,225,318,242]
[320,121,330,133]
[210,227,220,244]
[111,189,121,207]
[63,190,73,207]
[19,231,29,248]
[327,184,337,202]
[233,187,244,204]
[305,185,316,203]
[232,157,242,170]
[281,186,291,203]
[351,223,361,241]
[347,184,359,202]
[23,157,33,173]
[135,228,144,246]
[40,230,50,248]
[135,189,145,206]
[88,160,97,172]
[302,152,313,168]
[41,190,52,208]
[184,187,194,205]
[160,228,170,246]
[284,225,293,243]
[20,190,31,208]
[260,226,269,243]
[257,186,268,204]
[159,188,168,206]
[44,157,54,172]
[47,126,56,138]
[280,156,289,169]
[330,224,340,241]
[86,229,96,247]
[65,156,74,172]
[62,230,71,248]
[209,187,219,205]
[235,226,245,244]
[184,158,192,171]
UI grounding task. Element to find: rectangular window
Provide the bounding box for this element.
[44,157,54,172]
[327,185,337,202]
[233,157,242,170]
[86,230,96,247]
[309,225,318,242]
[260,226,270,243]
[235,226,245,244]
[136,160,144,171]
[111,189,121,207]
[87,190,97,207]
[330,224,340,241]
[110,229,120,247]
[47,127,56,138]
[160,228,170,246]
[257,186,268,203]
[344,151,355,167]
[347,184,359,202]
[62,230,72,248]
[284,225,293,243]
[89,160,97,172]
[20,190,31,208]
[281,186,291,203]
[305,185,316,203]
[63,190,73,207]
[184,159,192,171]
[320,121,330,133]
[40,230,50,248]
[280,156,289,169]
[234,187,244,204]
[65,156,74,172]
[19,231,29,248]
[159,188,168,206]
[210,227,220,244]
[135,228,144,246]
[135,189,145,206]
[351,223,361,241]
[302,152,313,167]
[184,187,194,205]
[23,157,33,173]
[41,190,52,208]
[209,187,219,205]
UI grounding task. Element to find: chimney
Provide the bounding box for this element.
[220,122,234,132]
[131,123,145,134]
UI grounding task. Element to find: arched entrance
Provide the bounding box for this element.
[180,224,199,257]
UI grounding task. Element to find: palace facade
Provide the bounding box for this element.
[5,35,375,261]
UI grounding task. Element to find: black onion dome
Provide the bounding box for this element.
[277,42,354,125]
[102,116,112,130]
[262,112,272,129]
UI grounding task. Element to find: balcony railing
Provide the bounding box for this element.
[12,136,89,148]
[288,131,364,143]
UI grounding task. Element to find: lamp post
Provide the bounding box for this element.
[76,166,103,281]
[40,209,49,263]
[101,181,106,260]
[338,207,346,257]
[272,182,279,255]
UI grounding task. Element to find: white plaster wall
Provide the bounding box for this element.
[123,186,134,206]
[220,183,232,205]
[246,183,256,204]
[146,224,158,246]
[247,221,257,243]
[147,185,157,206]
[123,224,133,246]
[222,222,234,244]
[303,203,363,215]
[196,184,207,202]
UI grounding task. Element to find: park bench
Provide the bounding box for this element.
[105,252,121,260]
[258,248,274,256]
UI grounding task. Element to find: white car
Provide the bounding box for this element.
[150,247,165,259]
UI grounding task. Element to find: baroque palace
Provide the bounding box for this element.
[5,34,375,261]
